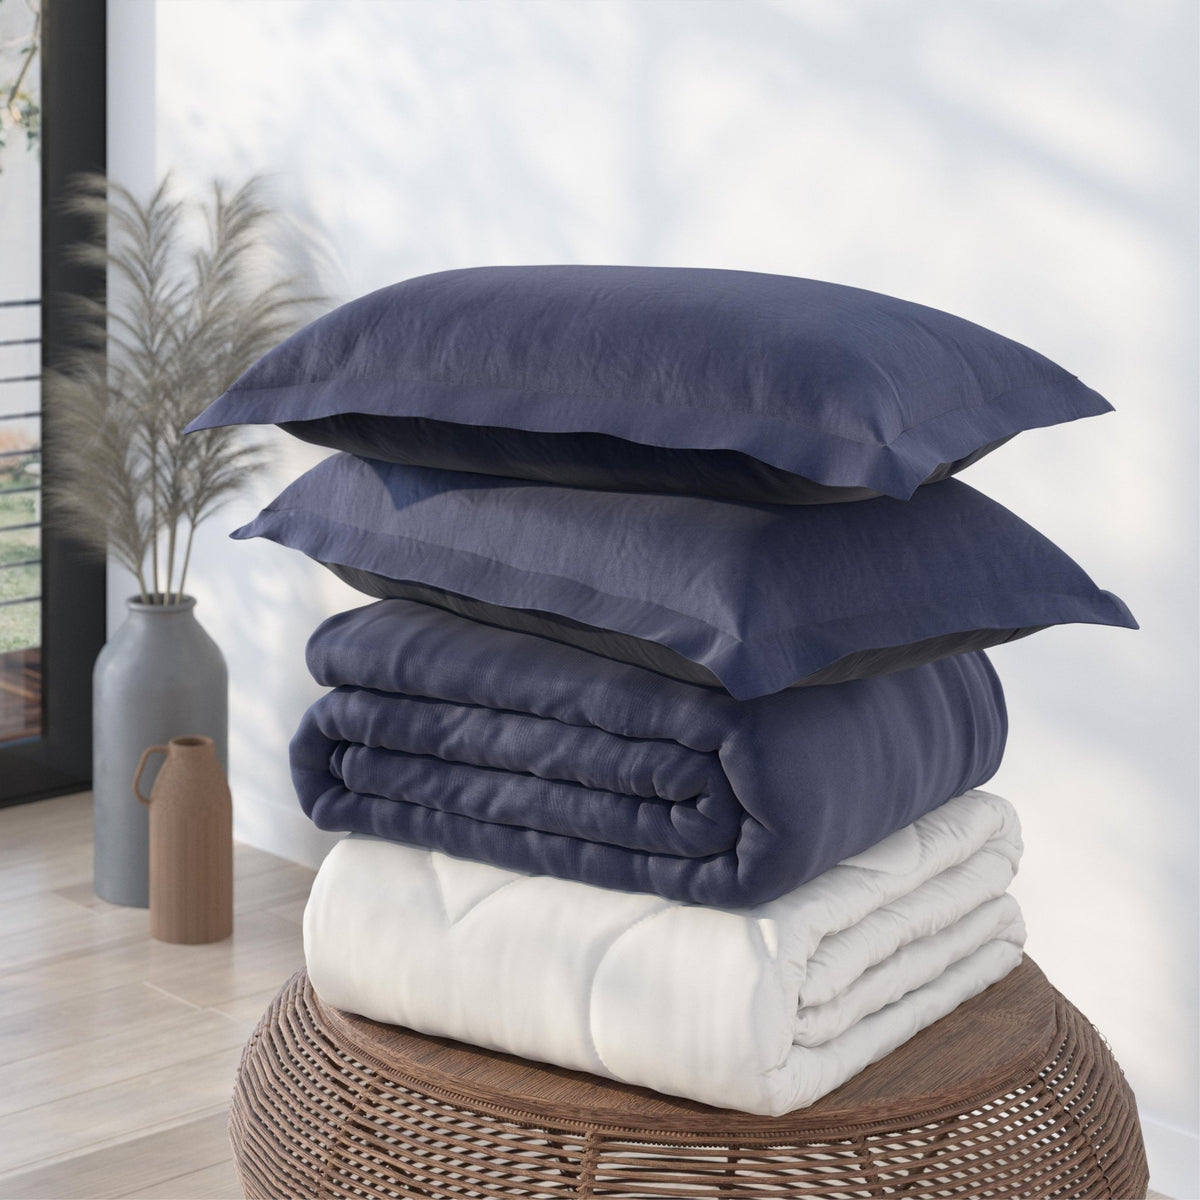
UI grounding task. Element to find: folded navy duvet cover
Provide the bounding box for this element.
[292,600,1008,906]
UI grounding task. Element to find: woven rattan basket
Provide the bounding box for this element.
[229,957,1147,1199]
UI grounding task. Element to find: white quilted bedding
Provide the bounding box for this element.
[304,790,1025,1115]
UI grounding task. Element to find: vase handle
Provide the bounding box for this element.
[133,745,169,805]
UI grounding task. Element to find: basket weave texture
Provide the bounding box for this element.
[229,958,1148,1199]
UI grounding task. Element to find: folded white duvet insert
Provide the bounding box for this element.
[304,790,1025,1115]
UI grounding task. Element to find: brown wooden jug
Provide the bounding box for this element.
[133,735,233,944]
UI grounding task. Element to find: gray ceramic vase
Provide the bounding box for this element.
[93,595,228,907]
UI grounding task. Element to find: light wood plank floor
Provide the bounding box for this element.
[0,792,1174,1200]
[0,791,312,1199]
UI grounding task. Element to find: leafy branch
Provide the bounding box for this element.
[0,0,41,163]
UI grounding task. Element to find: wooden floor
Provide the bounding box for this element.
[0,791,314,1199]
[0,792,1174,1200]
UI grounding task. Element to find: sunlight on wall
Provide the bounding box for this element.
[130,0,1198,1185]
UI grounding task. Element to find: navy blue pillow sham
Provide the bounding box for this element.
[232,454,1136,701]
[188,265,1111,504]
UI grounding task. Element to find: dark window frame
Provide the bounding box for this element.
[0,0,107,806]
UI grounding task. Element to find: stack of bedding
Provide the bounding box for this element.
[189,266,1135,1116]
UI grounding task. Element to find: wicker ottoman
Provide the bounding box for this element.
[229,957,1148,1199]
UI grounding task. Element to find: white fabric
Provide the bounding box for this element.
[304,789,1026,1116]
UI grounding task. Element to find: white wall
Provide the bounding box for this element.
[109,2,1197,1192]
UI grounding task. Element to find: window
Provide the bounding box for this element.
[0,0,106,805]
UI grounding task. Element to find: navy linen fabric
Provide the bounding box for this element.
[187,265,1112,503]
[315,568,1033,692]
[234,455,1137,702]
[292,600,1009,907]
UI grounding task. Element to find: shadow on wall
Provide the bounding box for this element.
[263,0,1190,292]
[189,438,348,871]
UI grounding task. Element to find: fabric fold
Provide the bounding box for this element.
[304,790,1025,1115]
[291,598,1008,906]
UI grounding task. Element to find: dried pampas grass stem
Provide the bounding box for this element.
[45,173,322,603]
